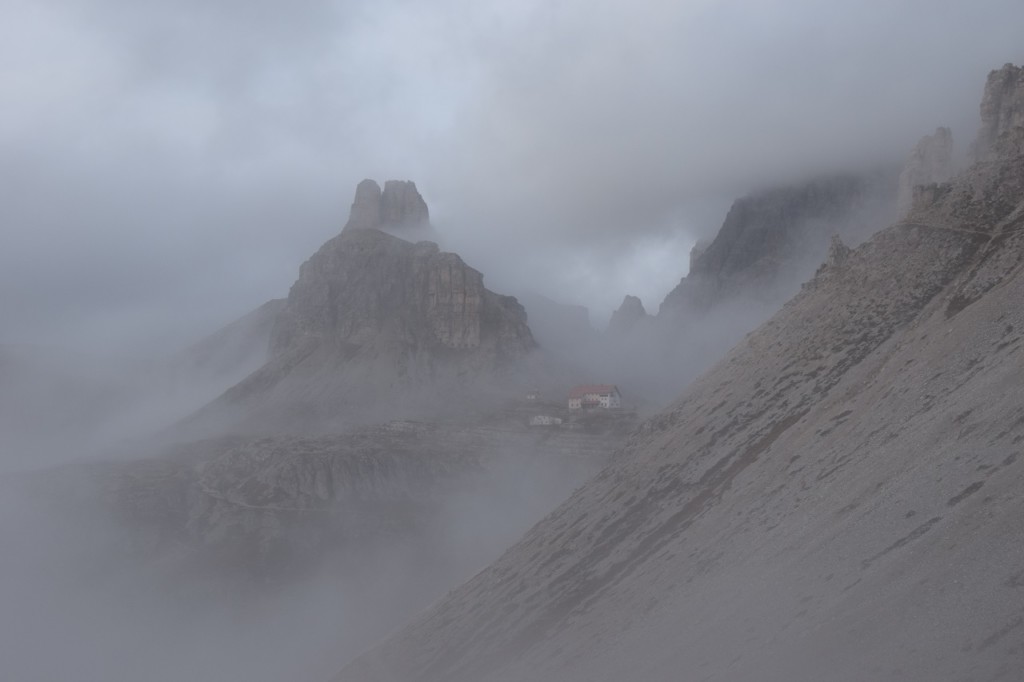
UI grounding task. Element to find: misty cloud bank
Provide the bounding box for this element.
[3,0,1023,349]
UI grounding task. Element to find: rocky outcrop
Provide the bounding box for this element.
[659,170,897,317]
[344,179,430,232]
[607,295,648,336]
[825,233,850,268]
[337,64,1024,682]
[189,181,537,433]
[973,63,1024,161]
[897,127,953,218]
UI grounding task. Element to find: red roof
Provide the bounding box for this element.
[568,384,619,398]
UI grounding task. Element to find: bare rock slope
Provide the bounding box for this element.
[337,65,1024,682]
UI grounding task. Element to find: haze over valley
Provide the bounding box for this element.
[2,2,1024,681]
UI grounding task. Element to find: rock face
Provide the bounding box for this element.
[607,295,648,335]
[380,180,430,228]
[191,181,536,433]
[973,63,1024,161]
[897,127,953,218]
[344,179,430,232]
[337,64,1024,682]
[270,230,534,356]
[659,170,897,317]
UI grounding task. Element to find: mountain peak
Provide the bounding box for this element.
[608,295,648,336]
[344,178,430,232]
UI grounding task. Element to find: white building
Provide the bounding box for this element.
[529,415,563,426]
[567,385,622,410]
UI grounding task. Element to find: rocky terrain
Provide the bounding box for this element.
[336,63,1024,682]
[25,407,630,581]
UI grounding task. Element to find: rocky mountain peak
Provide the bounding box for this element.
[973,62,1024,161]
[897,126,953,218]
[607,295,648,336]
[381,180,430,227]
[194,180,538,432]
[343,179,430,232]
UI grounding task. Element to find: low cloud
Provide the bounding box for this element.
[2,0,1022,346]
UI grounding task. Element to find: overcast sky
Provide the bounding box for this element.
[2,0,1022,352]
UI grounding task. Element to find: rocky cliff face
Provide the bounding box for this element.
[189,180,536,433]
[897,127,953,218]
[268,232,530,357]
[337,64,1024,682]
[973,63,1024,161]
[659,169,897,317]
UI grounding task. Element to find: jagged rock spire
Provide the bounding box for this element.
[897,127,953,218]
[347,179,383,231]
[825,234,850,268]
[608,295,648,336]
[343,179,430,232]
[973,63,1024,161]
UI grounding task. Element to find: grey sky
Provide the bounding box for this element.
[2,0,1022,350]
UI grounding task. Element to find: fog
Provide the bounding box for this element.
[4,0,1023,349]
[0,430,600,681]
[3,1,1024,681]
